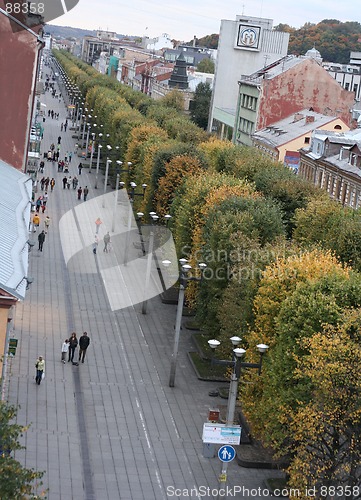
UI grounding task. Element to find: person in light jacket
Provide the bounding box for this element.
[35,356,45,385]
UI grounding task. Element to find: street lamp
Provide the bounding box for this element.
[207,338,269,488]
[84,116,92,154]
[102,158,112,208]
[122,181,147,265]
[94,134,103,189]
[163,259,207,387]
[88,130,96,173]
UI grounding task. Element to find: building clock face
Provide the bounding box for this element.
[236,25,261,50]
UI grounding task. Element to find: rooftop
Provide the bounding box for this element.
[253,109,343,147]
[0,161,32,299]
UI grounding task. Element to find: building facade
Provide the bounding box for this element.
[235,55,355,146]
[208,15,289,140]
[298,129,361,207]
[0,3,44,171]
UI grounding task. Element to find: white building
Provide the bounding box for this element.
[208,15,289,140]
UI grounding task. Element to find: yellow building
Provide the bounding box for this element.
[252,109,349,171]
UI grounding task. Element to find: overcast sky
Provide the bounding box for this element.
[51,0,359,41]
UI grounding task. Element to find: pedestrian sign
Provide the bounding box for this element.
[218,445,236,463]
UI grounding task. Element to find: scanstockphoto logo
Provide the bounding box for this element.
[59,191,178,312]
[2,0,79,32]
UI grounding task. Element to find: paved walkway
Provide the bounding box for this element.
[6,66,281,499]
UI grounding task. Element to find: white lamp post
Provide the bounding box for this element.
[88,131,96,173]
[165,260,207,387]
[94,138,103,189]
[102,158,112,208]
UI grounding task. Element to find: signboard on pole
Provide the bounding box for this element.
[202,423,241,445]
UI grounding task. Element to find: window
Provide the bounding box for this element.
[334,125,342,130]
[304,137,310,144]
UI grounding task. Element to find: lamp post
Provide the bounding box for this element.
[141,211,163,314]
[164,259,207,387]
[207,339,269,490]
[94,135,103,189]
[102,158,112,208]
[88,130,96,173]
[84,118,92,156]
[122,181,147,266]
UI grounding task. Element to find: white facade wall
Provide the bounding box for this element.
[208,15,289,134]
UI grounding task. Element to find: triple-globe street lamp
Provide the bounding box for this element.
[207,338,269,487]
[162,259,207,387]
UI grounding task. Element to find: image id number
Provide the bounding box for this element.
[5,3,45,14]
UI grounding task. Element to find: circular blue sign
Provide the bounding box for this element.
[218,445,236,463]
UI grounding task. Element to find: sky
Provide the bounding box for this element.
[50,0,359,41]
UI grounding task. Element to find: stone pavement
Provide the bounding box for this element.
[5,65,282,499]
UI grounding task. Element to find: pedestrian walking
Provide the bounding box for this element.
[57,135,61,145]
[77,186,82,200]
[50,178,55,191]
[103,232,111,252]
[38,230,46,251]
[35,196,42,212]
[35,356,45,385]
[93,235,98,254]
[60,123,63,132]
[64,121,67,132]
[95,217,102,234]
[67,177,71,189]
[40,177,45,190]
[44,215,50,233]
[72,176,78,189]
[83,186,89,201]
[61,339,69,364]
[32,213,40,232]
[68,151,72,163]
[68,332,78,362]
[78,162,83,175]
[62,176,67,189]
[78,332,90,363]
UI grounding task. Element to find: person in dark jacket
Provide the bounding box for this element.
[68,332,78,362]
[78,332,90,363]
[38,230,46,251]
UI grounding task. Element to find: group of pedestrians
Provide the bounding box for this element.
[60,332,91,364]
[77,185,89,201]
[92,230,111,254]
[47,109,59,120]
[34,62,93,386]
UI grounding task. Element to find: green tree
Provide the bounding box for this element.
[190,82,212,130]
[0,402,45,499]
[196,58,215,74]
[288,315,361,497]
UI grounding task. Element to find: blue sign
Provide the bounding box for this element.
[218,445,236,463]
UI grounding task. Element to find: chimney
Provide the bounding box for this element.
[293,113,304,122]
[305,115,315,124]
[193,36,196,47]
